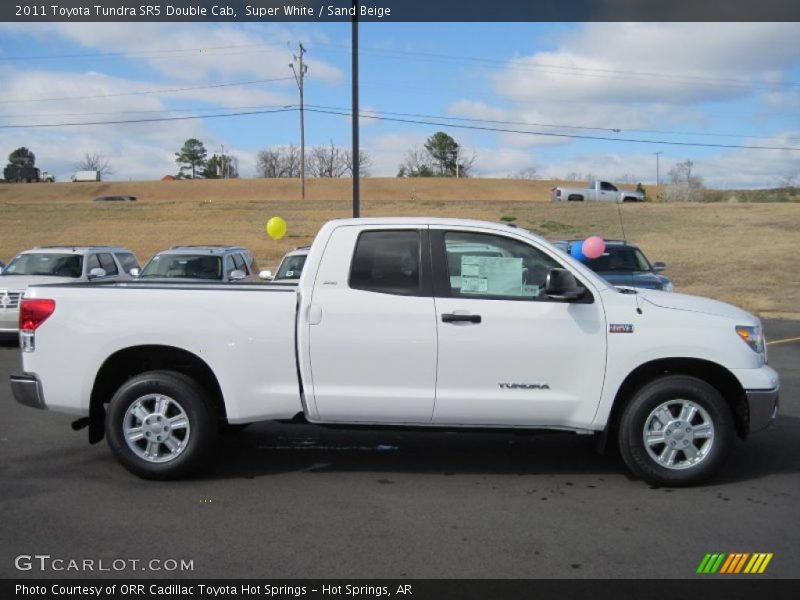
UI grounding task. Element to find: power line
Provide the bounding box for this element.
[304,107,800,151]
[0,76,295,104]
[2,37,798,91]
[0,103,294,119]
[306,103,800,143]
[311,42,800,90]
[3,102,797,152]
[0,107,297,129]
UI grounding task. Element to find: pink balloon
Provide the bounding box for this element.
[583,236,606,259]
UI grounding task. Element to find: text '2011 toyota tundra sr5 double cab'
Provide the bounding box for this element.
[11,218,778,486]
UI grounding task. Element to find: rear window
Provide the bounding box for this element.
[349,231,421,296]
[275,254,307,280]
[139,255,223,280]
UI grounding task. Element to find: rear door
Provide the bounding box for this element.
[431,227,607,429]
[305,226,438,423]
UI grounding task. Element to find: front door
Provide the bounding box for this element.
[431,228,607,429]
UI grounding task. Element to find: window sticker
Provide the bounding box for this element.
[460,256,523,296]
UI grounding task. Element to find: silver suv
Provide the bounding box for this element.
[0,246,139,333]
[136,246,258,282]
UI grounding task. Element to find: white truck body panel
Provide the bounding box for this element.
[22,284,301,421]
[552,180,644,203]
[71,170,100,182]
[18,217,776,436]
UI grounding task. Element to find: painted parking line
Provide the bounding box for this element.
[767,336,800,346]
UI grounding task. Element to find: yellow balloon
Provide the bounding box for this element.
[266,216,287,240]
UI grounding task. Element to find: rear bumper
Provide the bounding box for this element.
[10,373,46,410]
[0,308,20,333]
[746,387,779,433]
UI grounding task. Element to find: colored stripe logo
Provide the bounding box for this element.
[697,553,773,574]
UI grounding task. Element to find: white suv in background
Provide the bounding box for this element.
[0,245,139,334]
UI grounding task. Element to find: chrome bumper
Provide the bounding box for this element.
[10,373,46,410]
[746,387,779,433]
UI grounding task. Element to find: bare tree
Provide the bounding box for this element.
[665,160,705,202]
[257,149,282,178]
[344,149,372,177]
[508,166,538,180]
[307,142,348,178]
[281,144,301,178]
[257,145,303,178]
[75,152,113,179]
[397,146,434,177]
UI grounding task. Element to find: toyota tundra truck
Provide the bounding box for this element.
[10,218,778,485]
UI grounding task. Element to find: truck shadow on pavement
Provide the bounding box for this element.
[202,415,800,485]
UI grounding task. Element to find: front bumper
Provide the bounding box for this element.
[10,373,46,410]
[746,387,779,433]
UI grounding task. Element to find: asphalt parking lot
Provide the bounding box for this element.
[0,320,798,579]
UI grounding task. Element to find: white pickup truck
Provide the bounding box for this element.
[11,218,778,485]
[552,180,644,203]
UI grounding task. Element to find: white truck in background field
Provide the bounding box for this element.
[552,180,644,203]
[71,170,101,182]
[11,218,778,486]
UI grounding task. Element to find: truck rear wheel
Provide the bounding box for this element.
[617,375,733,486]
[106,370,217,480]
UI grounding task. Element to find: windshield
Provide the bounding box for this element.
[583,246,652,272]
[275,254,307,280]
[1,253,82,277]
[139,254,223,280]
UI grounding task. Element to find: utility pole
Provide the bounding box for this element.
[351,2,360,218]
[290,43,308,200]
[220,144,225,179]
[655,151,662,188]
[456,146,460,178]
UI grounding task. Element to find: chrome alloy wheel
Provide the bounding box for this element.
[643,399,714,470]
[123,394,191,463]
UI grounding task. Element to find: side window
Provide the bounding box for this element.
[85,254,101,274]
[97,253,118,275]
[443,231,560,300]
[224,255,236,276]
[114,252,139,273]
[349,230,421,296]
[232,253,247,273]
[600,181,618,192]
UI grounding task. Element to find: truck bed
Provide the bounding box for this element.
[21,281,304,422]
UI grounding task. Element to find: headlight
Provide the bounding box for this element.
[661,281,674,293]
[736,324,765,354]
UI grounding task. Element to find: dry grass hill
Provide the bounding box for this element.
[1,177,798,318]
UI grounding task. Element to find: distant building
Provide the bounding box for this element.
[161,175,176,182]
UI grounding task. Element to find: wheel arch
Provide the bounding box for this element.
[89,345,226,444]
[608,357,748,440]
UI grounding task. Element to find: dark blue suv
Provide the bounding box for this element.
[553,239,674,292]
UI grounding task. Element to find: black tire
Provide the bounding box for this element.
[617,375,733,487]
[106,370,217,480]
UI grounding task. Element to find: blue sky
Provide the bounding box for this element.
[0,22,799,187]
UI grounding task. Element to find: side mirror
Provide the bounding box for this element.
[259,270,273,281]
[129,267,140,277]
[88,267,107,279]
[545,268,585,301]
[229,269,247,281]
[652,262,667,272]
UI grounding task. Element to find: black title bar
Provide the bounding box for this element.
[4,0,800,22]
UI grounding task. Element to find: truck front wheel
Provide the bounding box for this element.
[106,370,217,480]
[618,375,733,486]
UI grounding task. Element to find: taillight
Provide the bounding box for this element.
[19,299,56,331]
